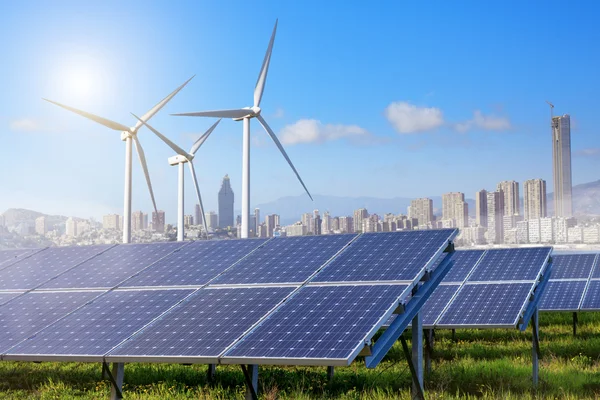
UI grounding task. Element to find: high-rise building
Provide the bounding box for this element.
[331,217,340,232]
[218,174,234,228]
[184,215,194,227]
[523,179,547,221]
[103,214,121,230]
[205,211,218,230]
[65,217,77,237]
[353,208,368,232]
[265,214,278,237]
[497,181,520,217]
[409,198,433,226]
[132,211,145,232]
[475,189,488,228]
[301,213,314,234]
[442,192,468,228]
[254,208,260,235]
[314,214,322,235]
[321,211,331,234]
[195,204,202,229]
[152,210,166,233]
[486,191,504,244]
[339,216,354,233]
[552,114,573,217]
[35,216,47,236]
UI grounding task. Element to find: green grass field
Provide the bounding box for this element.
[0,312,599,399]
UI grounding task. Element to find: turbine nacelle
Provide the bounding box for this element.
[232,106,261,121]
[168,154,192,166]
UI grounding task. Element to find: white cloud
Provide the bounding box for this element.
[272,108,285,119]
[9,118,42,132]
[575,148,600,157]
[384,102,444,134]
[279,119,372,145]
[455,110,511,133]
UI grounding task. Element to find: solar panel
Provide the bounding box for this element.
[436,283,533,327]
[580,280,600,311]
[4,289,193,361]
[0,245,112,290]
[538,280,587,311]
[0,293,25,306]
[0,291,102,353]
[39,242,187,290]
[211,235,356,285]
[223,284,409,365]
[0,248,40,268]
[467,247,551,282]
[550,254,597,279]
[121,239,268,287]
[419,284,460,325]
[107,287,294,363]
[442,250,485,283]
[592,256,600,279]
[312,230,455,283]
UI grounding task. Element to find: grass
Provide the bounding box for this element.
[1,312,600,399]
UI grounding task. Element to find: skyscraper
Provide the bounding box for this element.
[409,198,433,227]
[496,181,520,217]
[132,211,145,232]
[205,211,218,230]
[218,174,234,228]
[552,114,573,217]
[442,192,468,228]
[195,204,201,228]
[486,191,504,244]
[475,189,488,228]
[152,210,165,233]
[254,208,260,235]
[265,214,278,237]
[523,179,547,220]
[353,208,368,232]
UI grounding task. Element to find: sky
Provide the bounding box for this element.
[1,0,599,222]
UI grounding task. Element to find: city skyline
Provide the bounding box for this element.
[1,1,599,221]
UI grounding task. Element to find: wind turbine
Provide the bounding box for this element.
[132,114,220,241]
[173,20,312,239]
[43,76,194,243]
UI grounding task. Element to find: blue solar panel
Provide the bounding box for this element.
[40,242,187,290]
[539,280,586,311]
[591,256,600,279]
[211,235,357,285]
[581,280,600,310]
[0,245,112,290]
[5,289,193,359]
[442,250,485,283]
[223,284,409,363]
[0,291,102,353]
[468,247,551,282]
[437,283,533,327]
[420,284,460,326]
[312,230,456,283]
[107,287,294,361]
[0,293,25,306]
[551,254,597,279]
[0,248,40,268]
[121,239,268,287]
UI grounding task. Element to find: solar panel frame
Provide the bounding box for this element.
[442,250,485,283]
[0,248,43,269]
[467,247,552,283]
[591,254,600,279]
[538,280,587,312]
[548,253,597,279]
[580,280,600,311]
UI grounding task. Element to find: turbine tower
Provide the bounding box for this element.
[173,20,312,239]
[44,76,193,243]
[132,115,220,241]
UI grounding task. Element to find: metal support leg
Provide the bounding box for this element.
[424,329,434,376]
[327,366,334,381]
[532,308,540,387]
[573,312,578,336]
[109,363,124,400]
[451,328,456,342]
[207,364,216,382]
[412,312,424,399]
[241,364,258,400]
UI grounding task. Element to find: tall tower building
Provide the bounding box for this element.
[353,208,369,232]
[132,211,145,232]
[475,189,488,228]
[152,210,165,233]
[486,191,504,244]
[523,179,547,220]
[195,204,202,229]
[218,174,234,228]
[35,216,47,236]
[409,198,433,227]
[442,192,468,228]
[497,181,520,216]
[254,208,260,234]
[552,114,573,217]
[265,214,278,237]
[205,211,218,230]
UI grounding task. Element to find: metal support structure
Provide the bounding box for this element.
[400,337,425,400]
[451,329,456,342]
[412,312,424,398]
[241,117,251,239]
[177,162,185,242]
[424,329,434,376]
[207,364,216,382]
[103,362,124,400]
[532,308,540,387]
[519,261,552,331]
[573,312,578,336]
[241,364,258,400]
[327,366,335,381]
[122,136,133,244]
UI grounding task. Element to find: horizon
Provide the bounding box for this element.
[1,1,599,221]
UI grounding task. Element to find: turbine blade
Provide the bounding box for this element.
[131,113,189,158]
[256,114,313,201]
[43,98,129,131]
[254,19,278,108]
[134,75,195,131]
[132,135,158,213]
[190,119,221,156]
[188,162,209,238]
[173,109,251,119]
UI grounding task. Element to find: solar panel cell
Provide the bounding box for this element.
[108,287,293,361]
[224,284,409,363]
[312,230,455,283]
[0,248,40,268]
[592,256,600,279]
[121,239,268,287]
[442,250,485,283]
[581,280,600,310]
[5,289,193,360]
[437,283,532,327]
[551,254,597,279]
[212,235,356,285]
[0,245,112,290]
[468,248,551,282]
[539,280,586,311]
[40,242,186,289]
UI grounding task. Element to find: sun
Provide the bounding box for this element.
[66,68,95,98]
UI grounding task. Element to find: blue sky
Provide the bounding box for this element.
[1,0,598,221]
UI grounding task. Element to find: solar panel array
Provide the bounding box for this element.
[538,253,600,312]
[0,229,457,366]
[411,247,552,329]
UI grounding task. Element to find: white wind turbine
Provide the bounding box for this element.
[132,115,220,241]
[44,76,194,243]
[173,20,312,239]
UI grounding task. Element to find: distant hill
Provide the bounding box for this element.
[547,179,600,216]
[1,208,67,230]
